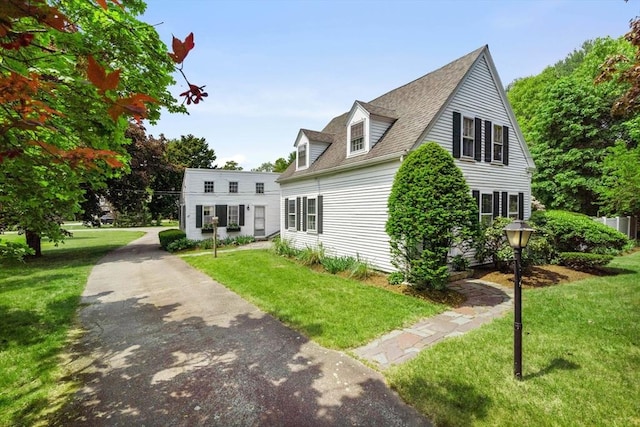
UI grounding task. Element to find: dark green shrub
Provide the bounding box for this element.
[321,255,356,274]
[0,239,35,262]
[523,232,558,266]
[529,210,630,255]
[450,254,470,272]
[166,238,199,252]
[386,142,479,290]
[474,217,514,270]
[159,229,186,250]
[559,252,613,271]
[387,271,404,285]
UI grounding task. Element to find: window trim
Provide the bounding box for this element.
[493,123,504,163]
[307,197,317,233]
[204,181,214,193]
[228,205,239,226]
[480,193,493,226]
[462,116,475,158]
[229,181,238,193]
[349,121,365,154]
[508,194,519,219]
[287,198,296,229]
[297,144,307,169]
[256,182,264,194]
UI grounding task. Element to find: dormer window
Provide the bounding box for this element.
[297,144,307,168]
[350,122,364,153]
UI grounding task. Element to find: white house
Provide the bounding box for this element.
[277,45,536,272]
[180,169,281,240]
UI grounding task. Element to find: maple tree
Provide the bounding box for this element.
[0,0,204,256]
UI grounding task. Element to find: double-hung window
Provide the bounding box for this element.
[204,181,214,193]
[462,116,474,157]
[307,198,317,232]
[203,206,215,225]
[287,199,296,229]
[509,194,519,219]
[481,193,493,226]
[350,122,364,153]
[297,144,307,168]
[493,124,503,162]
[229,181,238,193]
[256,182,264,194]
[228,205,239,226]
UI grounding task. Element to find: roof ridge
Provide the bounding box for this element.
[368,45,486,104]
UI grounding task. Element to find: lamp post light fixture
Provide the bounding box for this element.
[504,219,535,380]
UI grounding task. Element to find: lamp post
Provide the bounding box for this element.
[504,219,534,380]
[211,216,219,258]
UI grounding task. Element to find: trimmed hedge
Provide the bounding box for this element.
[529,210,630,255]
[559,252,614,271]
[159,229,186,251]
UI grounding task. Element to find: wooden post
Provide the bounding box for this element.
[212,217,219,258]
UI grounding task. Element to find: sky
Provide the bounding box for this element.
[140,0,638,170]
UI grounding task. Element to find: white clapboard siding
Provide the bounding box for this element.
[424,55,532,220]
[281,160,401,272]
[310,142,330,165]
[370,118,393,147]
[181,169,281,240]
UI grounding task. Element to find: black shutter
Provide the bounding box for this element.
[452,112,461,158]
[239,205,245,226]
[503,126,509,165]
[296,197,301,231]
[501,192,508,217]
[284,198,289,229]
[472,190,480,208]
[518,192,524,220]
[493,191,500,219]
[196,205,203,228]
[302,197,307,231]
[474,118,482,161]
[317,195,323,234]
[216,205,227,227]
[485,120,492,162]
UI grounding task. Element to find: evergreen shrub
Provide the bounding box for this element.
[159,229,186,250]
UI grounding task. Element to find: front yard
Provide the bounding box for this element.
[186,248,640,426]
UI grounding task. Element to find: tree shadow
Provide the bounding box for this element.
[42,296,428,426]
[523,358,580,380]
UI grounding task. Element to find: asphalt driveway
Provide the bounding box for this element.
[53,230,430,426]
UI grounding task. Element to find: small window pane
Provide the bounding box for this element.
[298,145,307,167]
[256,182,264,194]
[288,199,296,229]
[228,205,239,226]
[462,117,474,157]
[350,122,364,152]
[493,124,503,162]
[229,182,238,193]
[204,181,214,193]
[509,194,519,218]
[481,193,493,226]
[307,198,316,231]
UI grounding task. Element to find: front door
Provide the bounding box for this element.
[254,205,265,237]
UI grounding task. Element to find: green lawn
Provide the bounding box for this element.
[0,230,144,427]
[183,250,446,349]
[386,251,640,426]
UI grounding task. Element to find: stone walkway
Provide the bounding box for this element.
[354,279,514,369]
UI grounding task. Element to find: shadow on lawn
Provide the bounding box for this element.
[524,357,580,380]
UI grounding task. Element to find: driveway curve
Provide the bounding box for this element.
[53,230,429,426]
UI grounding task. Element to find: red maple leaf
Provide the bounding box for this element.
[179,84,208,105]
[87,56,120,93]
[108,93,157,123]
[168,33,195,64]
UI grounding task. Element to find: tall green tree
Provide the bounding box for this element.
[598,141,640,218]
[273,151,296,172]
[0,0,193,255]
[165,134,217,169]
[507,37,637,215]
[252,161,274,172]
[386,142,479,290]
[222,160,243,170]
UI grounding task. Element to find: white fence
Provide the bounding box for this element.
[593,216,638,239]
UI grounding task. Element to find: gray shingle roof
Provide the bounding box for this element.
[300,129,334,144]
[279,46,486,182]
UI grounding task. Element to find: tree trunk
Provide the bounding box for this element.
[25,230,42,257]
